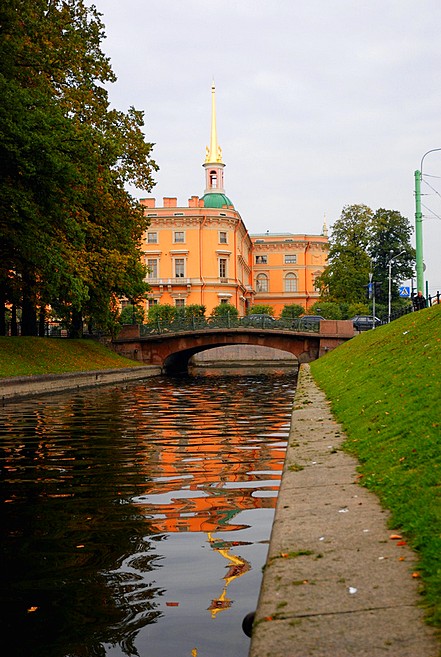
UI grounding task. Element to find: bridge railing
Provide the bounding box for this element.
[139,315,321,336]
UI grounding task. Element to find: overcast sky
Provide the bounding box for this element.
[91,0,441,295]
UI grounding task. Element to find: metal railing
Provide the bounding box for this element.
[139,315,322,336]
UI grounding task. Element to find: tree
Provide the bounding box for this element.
[309,302,343,319]
[369,209,415,301]
[210,303,239,318]
[316,204,415,306]
[316,205,372,304]
[147,304,176,324]
[280,304,305,319]
[0,0,158,335]
[119,304,145,325]
[178,304,206,320]
[249,304,274,316]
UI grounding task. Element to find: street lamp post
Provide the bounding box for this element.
[415,148,441,295]
[388,250,405,323]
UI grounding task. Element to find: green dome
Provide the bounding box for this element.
[200,193,234,209]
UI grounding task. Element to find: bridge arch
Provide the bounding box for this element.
[164,342,298,374]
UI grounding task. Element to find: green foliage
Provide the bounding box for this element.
[0,0,158,336]
[309,302,342,319]
[369,208,415,297]
[119,304,145,325]
[311,305,441,625]
[147,304,176,324]
[178,304,206,319]
[249,304,274,316]
[316,204,415,306]
[347,302,370,318]
[210,303,239,318]
[280,304,305,319]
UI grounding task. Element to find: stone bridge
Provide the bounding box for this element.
[112,320,354,374]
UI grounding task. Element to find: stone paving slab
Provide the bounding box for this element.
[249,364,440,657]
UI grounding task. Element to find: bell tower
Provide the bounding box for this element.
[203,83,225,195]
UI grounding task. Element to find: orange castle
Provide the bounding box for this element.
[140,84,328,316]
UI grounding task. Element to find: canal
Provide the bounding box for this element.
[0,373,297,657]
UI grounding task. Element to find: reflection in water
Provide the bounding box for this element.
[0,374,296,657]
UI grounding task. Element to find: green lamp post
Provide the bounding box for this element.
[415,148,441,295]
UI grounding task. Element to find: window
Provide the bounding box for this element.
[284,254,297,264]
[175,258,185,277]
[256,273,268,293]
[219,258,227,278]
[175,298,185,307]
[285,273,298,292]
[174,231,185,243]
[255,255,267,264]
[210,170,218,188]
[219,231,227,244]
[147,232,158,244]
[148,299,158,308]
[220,298,228,304]
[147,258,158,278]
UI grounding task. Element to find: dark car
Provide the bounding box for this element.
[351,315,381,331]
[241,314,276,327]
[292,315,324,331]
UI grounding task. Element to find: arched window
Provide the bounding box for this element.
[256,273,268,293]
[284,272,297,292]
[210,170,218,188]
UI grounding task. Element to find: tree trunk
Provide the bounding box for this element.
[0,283,6,336]
[22,297,37,335]
[38,307,46,337]
[70,309,83,338]
[11,305,18,336]
[21,269,38,336]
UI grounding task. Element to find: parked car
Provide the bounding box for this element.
[300,314,325,323]
[351,315,381,331]
[293,315,325,329]
[241,314,276,327]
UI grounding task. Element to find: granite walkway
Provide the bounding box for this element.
[249,364,440,657]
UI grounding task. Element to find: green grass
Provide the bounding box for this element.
[310,304,441,626]
[0,337,142,378]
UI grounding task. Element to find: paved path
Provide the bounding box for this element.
[249,364,440,657]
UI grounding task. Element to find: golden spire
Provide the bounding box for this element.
[322,213,328,237]
[205,82,223,164]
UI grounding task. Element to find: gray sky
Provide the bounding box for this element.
[92,0,441,295]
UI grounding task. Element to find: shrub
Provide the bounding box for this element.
[249,304,274,316]
[211,303,239,318]
[281,304,305,319]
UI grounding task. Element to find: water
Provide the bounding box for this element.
[0,374,297,657]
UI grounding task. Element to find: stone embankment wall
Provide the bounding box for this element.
[0,366,161,403]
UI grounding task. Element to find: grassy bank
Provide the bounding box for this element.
[0,337,142,378]
[310,304,441,625]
